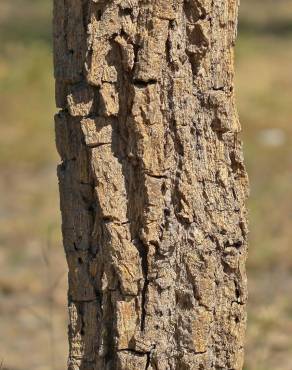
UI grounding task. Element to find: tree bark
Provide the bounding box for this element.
[53,1,248,369]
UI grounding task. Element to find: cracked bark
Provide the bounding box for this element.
[53,0,248,369]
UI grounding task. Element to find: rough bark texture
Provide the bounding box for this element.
[53,1,248,369]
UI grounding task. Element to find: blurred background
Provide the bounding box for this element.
[0,0,291,369]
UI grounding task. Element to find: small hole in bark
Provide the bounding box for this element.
[164,208,171,217]
[78,257,83,265]
[133,79,157,88]
[97,10,102,20]
[170,20,176,29]
[235,287,240,299]
[234,240,243,249]
[103,216,113,223]
[80,329,85,336]
[69,49,74,55]
[120,28,128,39]
[148,19,155,31]
[122,8,132,16]
[161,182,167,195]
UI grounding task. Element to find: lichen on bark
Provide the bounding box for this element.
[54,0,248,369]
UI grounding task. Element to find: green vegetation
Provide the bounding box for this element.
[0,0,291,369]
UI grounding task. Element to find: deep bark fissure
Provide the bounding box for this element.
[136,237,149,333]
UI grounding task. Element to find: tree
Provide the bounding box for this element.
[53,0,248,369]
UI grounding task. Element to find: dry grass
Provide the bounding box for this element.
[0,0,292,369]
[237,1,292,369]
[0,1,67,369]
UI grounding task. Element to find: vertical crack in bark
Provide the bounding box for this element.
[135,238,149,333]
[145,352,151,370]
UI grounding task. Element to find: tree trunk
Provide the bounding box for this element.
[53,0,248,369]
